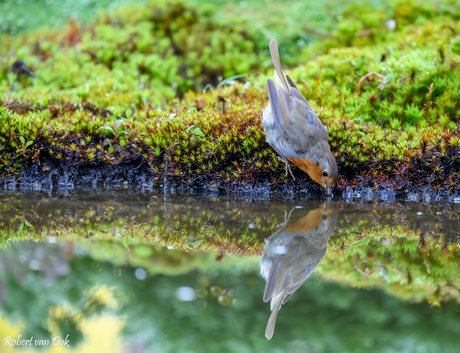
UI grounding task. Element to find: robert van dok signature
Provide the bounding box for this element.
[3,334,70,347]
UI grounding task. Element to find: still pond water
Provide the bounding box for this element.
[0,188,459,353]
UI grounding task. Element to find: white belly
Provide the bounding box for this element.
[262,105,296,157]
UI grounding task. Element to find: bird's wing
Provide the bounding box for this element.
[274,86,329,155]
[286,75,329,137]
[273,268,290,300]
[267,40,329,156]
[286,75,298,89]
[302,248,328,280]
[267,79,289,141]
[263,260,280,302]
[281,281,305,305]
[263,256,290,304]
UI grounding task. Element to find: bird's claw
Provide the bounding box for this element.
[277,156,296,181]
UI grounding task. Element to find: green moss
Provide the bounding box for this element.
[1,1,260,107]
[2,0,460,125]
[291,27,460,127]
[1,83,460,194]
[1,0,460,193]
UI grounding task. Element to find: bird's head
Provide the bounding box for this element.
[307,147,338,194]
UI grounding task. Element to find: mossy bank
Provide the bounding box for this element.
[1,0,460,198]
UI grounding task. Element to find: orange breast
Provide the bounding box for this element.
[286,156,323,186]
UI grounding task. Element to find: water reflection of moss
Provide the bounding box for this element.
[0,192,459,303]
[60,216,460,304]
[85,239,258,276]
[323,238,460,305]
[0,242,459,352]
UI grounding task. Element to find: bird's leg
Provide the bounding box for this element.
[276,156,296,180]
[285,207,295,225]
[277,207,295,229]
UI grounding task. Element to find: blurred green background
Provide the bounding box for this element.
[2,0,460,125]
[2,0,447,67]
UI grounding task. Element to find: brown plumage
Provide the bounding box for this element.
[262,40,338,193]
[260,203,337,340]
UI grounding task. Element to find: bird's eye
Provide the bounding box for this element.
[322,170,328,177]
[321,214,328,223]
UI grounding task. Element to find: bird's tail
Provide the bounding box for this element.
[265,289,286,340]
[269,40,289,92]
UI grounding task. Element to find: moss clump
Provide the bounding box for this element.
[1,83,460,196]
[298,0,460,58]
[1,0,460,194]
[0,1,260,107]
[2,0,460,125]
[290,25,460,127]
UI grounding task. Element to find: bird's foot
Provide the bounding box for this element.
[277,156,296,180]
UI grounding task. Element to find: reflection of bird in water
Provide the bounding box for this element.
[260,203,337,340]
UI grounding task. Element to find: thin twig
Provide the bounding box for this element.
[358,72,385,96]
[355,254,379,277]
[302,26,346,43]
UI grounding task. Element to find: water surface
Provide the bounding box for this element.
[0,189,459,352]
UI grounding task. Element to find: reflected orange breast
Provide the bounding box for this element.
[285,207,334,233]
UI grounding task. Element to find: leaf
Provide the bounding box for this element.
[24,220,33,227]
[202,83,213,93]
[99,126,114,133]
[193,128,204,137]
[383,74,393,84]
[191,240,203,248]
[124,234,129,249]
[19,136,25,145]
[186,107,197,113]
[26,141,34,147]
[114,119,125,128]
[186,125,204,138]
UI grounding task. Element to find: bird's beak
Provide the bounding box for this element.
[325,185,333,196]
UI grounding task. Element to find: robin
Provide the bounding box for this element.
[262,40,338,194]
[260,203,337,340]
